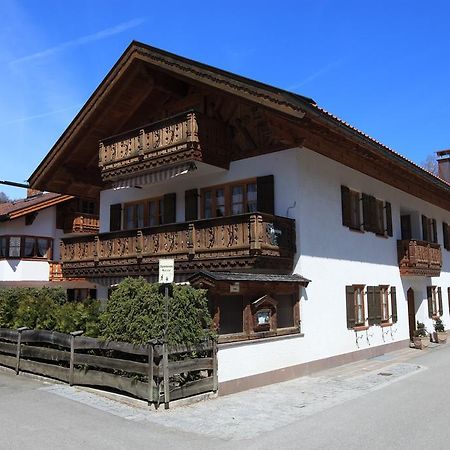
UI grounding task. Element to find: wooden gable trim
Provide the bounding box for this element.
[6,195,74,220]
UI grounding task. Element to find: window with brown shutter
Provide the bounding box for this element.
[163,193,176,224]
[367,286,382,325]
[345,285,366,329]
[185,189,198,221]
[390,286,397,323]
[422,216,438,243]
[427,286,439,318]
[385,202,393,237]
[341,186,361,230]
[438,287,443,317]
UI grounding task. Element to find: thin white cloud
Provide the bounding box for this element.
[287,59,343,91]
[10,17,145,65]
[0,104,81,127]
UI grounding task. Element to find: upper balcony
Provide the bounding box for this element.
[397,239,442,276]
[60,213,296,280]
[98,110,231,184]
[64,213,100,234]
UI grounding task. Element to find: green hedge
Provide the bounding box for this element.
[0,287,100,334]
[0,278,214,345]
[100,277,214,345]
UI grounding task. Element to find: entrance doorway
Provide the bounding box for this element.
[407,288,416,340]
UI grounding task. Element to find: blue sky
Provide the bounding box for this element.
[1,0,450,199]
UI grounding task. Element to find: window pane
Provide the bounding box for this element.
[247,183,257,212]
[215,189,225,217]
[125,205,134,230]
[37,238,50,258]
[136,203,145,228]
[149,201,158,226]
[9,237,21,257]
[231,185,244,215]
[204,191,212,218]
[24,237,35,257]
[0,237,7,257]
[275,294,295,328]
[218,295,243,334]
[158,199,164,224]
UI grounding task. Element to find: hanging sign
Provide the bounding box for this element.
[158,259,174,283]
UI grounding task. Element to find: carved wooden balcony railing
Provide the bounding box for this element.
[98,110,230,183]
[60,213,296,279]
[49,261,63,281]
[64,213,100,234]
[397,239,442,276]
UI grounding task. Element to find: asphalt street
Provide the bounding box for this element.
[0,344,449,449]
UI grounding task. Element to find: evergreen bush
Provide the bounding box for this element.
[100,277,213,345]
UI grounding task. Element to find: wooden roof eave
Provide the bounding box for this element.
[4,195,74,221]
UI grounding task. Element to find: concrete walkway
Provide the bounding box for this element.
[0,343,448,449]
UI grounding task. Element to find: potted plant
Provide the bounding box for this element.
[413,321,430,349]
[434,318,447,344]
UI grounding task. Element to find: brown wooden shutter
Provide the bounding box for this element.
[422,215,429,241]
[385,202,393,237]
[109,204,122,231]
[390,286,397,323]
[341,186,351,227]
[163,193,176,224]
[438,287,443,316]
[362,193,370,231]
[257,175,274,215]
[427,286,433,318]
[448,288,450,315]
[367,286,381,325]
[432,219,438,243]
[443,222,449,250]
[346,286,356,329]
[185,189,198,221]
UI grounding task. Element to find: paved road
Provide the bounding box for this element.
[0,344,449,449]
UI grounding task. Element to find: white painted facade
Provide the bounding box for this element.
[97,147,450,384]
[0,206,60,282]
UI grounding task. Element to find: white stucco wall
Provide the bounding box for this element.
[96,148,450,383]
[0,206,58,282]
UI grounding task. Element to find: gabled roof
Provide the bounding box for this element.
[0,192,73,221]
[28,41,450,209]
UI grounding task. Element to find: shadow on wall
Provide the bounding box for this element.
[7,260,20,272]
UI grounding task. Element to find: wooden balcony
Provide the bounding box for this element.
[60,213,296,279]
[397,239,442,276]
[64,213,100,234]
[98,110,230,183]
[49,261,63,281]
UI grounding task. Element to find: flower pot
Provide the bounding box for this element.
[437,331,447,344]
[413,336,430,349]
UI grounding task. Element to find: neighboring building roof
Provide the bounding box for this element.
[28,41,450,210]
[188,270,310,286]
[0,192,73,221]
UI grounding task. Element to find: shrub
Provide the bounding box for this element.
[100,277,213,345]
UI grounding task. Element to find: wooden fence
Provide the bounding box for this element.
[0,328,217,409]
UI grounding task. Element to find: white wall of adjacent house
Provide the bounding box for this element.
[0,207,58,282]
[98,147,450,384]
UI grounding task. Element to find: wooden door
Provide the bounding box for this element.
[401,215,412,240]
[407,288,416,340]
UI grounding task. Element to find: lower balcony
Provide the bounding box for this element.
[60,213,296,279]
[397,239,442,276]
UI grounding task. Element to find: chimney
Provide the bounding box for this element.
[437,150,450,184]
[27,188,42,198]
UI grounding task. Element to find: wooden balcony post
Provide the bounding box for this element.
[249,214,261,252]
[136,231,143,261]
[188,223,196,257]
[138,129,145,156]
[98,142,105,168]
[93,236,100,263]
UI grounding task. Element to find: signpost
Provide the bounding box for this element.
[158,259,174,410]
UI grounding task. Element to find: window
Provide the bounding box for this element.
[201,180,259,219]
[347,284,398,329]
[341,186,392,236]
[0,236,52,259]
[427,286,442,318]
[111,193,175,232]
[422,215,437,243]
[217,295,244,335]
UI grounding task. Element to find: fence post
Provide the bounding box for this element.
[15,327,28,375]
[212,339,218,393]
[69,331,84,386]
[147,342,155,406]
[162,342,170,409]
